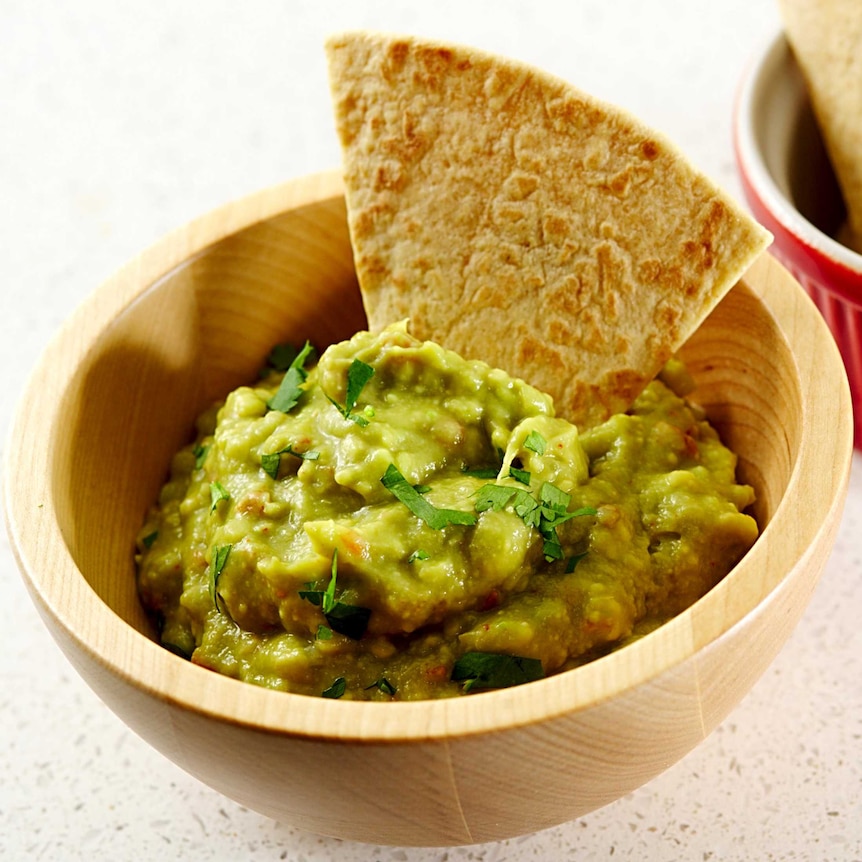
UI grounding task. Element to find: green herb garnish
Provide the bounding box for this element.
[365,677,397,696]
[299,550,371,640]
[260,452,281,480]
[321,677,346,699]
[407,549,430,563]
[535,484,597,560]
[263,342,302,373]
[210,543,232,612]
[328,358,375,426]
[267,341,315,414]
[161,641,192,660]
[508,465,531,485]
[461,466,500,479]
[461,446,506,479]
[209,481,230,512]
[193,443,210,469]
[142,530,158,550]
[475,481,596,562]
[381,464,478,530]
[565,552,587,573]
[523,431,547,456]
[316,624,333,641]
[261,444,320,479]
[451,652,544,692]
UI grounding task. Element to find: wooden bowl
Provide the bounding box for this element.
[4,170,853,847]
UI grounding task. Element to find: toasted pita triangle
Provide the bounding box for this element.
[326,32,771,426]
[780,0,862,251]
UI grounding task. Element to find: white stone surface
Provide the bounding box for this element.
[2,1,860,859]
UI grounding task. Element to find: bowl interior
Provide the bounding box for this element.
[48,190,799,654]
[52,193,365,639]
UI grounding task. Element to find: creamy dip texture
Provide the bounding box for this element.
[136,323,758,701]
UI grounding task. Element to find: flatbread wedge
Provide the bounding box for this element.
[779,0,862,253]
[325,32,772,427]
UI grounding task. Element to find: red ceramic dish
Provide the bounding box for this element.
[734,31,862,448]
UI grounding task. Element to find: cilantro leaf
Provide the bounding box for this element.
[260,452,281,480]
[382,464,477,529]
[264,342,300,373]
[523,430,547,455]
[539,481,570,514]
[324,602,371,640]
[321,677,346,699]
[508,466,531,485]
[474,481,595,561]
[209,481,230,512]
[210,544,232,612]
[474,484,517,513]
[407,549,430,563]
[193,443,210,469]
[512,489,541,526]
[298,550,371,639]
[345,359,375,414]
[267,341,315,413]
[451,652,544,692]
[461,465,500,479]
[261,444,320,480]
[328,359,375,426]
[142,530,158,550]
[365,677,397,696]
[565,552,587,573]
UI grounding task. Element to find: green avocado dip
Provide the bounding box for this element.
[136,322,758,701]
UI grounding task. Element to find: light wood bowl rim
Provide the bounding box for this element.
[5,169,853,743]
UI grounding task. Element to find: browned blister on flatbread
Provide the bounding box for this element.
[325,32,771,427]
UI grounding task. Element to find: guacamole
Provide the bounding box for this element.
[136,323,758,701]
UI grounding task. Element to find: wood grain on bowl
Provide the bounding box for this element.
[4,171,852,845]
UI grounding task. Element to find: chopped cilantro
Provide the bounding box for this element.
[260,452,281,480]
[161,641,192,660]
[193,443,210,469]
[508,466,531,485]
[474,484,519,513]
[210,544,232,612]
[451,652,544,692]
[267,341,315,414]
[261,444,320,479]
[461,465,500,479]
[321,677,346,699]
[407,549,430,563]
[523,431,547,456]
[474,481,596,561]
[328,358,375,426]
[263,342,303,373]
[365,677,397,696]
[565,552,587,573]
[461,447,506,479]
[142,530,158,550]
[299,550,371,640]
[209,481,230,512]
[381,464,477,529]
[316,624,333,641]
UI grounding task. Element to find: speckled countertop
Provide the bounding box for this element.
[2,1,861,859]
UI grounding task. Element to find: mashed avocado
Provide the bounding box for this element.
[136,323,758,701]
